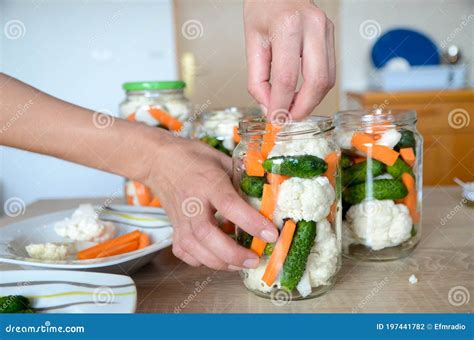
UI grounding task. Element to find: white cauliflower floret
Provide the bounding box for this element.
[26,243,68,261]
[55,204,116,243]
[307,219,339,287]
[345,200,412,250]
[242,258,280,293]
[374,173,394,180]
[335,129,354,150]
[202,110,239,151]
[375,129,401,149]
[273,177,335,228]
[244,196,262,211]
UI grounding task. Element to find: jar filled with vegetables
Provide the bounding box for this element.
[334,109,422,261]
[233,116,342,300]
[120,81,191,207]
[191,107,261,156]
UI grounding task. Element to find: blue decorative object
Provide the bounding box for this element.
[371,28,440,69]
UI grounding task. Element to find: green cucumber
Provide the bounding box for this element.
[341,154,353,169]
[395,129,416,151]
[0,296,30,313]
[280,220,317,291]
[263,243,275,256]
[240,174,265,198]
[263,155,327,178]
[343,179,408,204]
[342,160,385,186]
[201,135,231,156]
[236,229,253,249]
[387,158,413,179]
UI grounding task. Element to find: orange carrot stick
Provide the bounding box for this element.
[148,107,183,131]
[324,151,339,187]
[267,173,289,185]
[127,113,137,122]
[250,238,267,257]
[400,147,416,167]
[138,233,150,249]
[77,230,142,260]
[134,182,152,206]
[96,240,139,258]
[261,123,280,159]
[245,147,265,177]
[262,220,296,286]
[148,197,161,207]
[251,184,279,256]
[352,157,366,164]
[401,173,419,223]
[233,126,241,144]
[351,133,399,166]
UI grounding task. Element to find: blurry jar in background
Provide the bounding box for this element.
[233,116,342,300]
[120,81,191,207]
[334,109,423,261]
[191,107,261,156]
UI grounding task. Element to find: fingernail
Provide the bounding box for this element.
[260,229,278,243]
[243,258,259,268]
[228,265,243,271]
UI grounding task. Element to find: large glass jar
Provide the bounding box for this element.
[120,81,191,207]
[233,116,342,300]
[334,109,423,261]
[191,107,261,156]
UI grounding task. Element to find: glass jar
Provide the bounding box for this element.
[191,107,261,156]
[334,109,422,261]
[233,116,342,300]
[120,81,192,207]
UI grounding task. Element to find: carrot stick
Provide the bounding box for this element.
[250,238,267,256]
[261,123,280,159]
[352,156,366,164]
[138,233,150,249]
[148,197,161,207]
[262,220,296,286]
[220,220,235,234]
[127,113,137,122]
[96,240,139,258]
[134,182,152,206]
[77,230,142,260]
[401,173,419,223]
[148,107,183,131]
[245,146,265,177]
[400,147,416,167]
[324,151,338,187]
[267,173,289,185]
[233,126,240,144]
[351,132,399,166]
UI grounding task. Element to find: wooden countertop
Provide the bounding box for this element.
[1,187,473,313]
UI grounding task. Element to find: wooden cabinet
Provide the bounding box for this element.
[347,89,474,186]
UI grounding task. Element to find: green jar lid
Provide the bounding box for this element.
[122,81,186,91]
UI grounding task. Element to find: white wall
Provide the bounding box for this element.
[0,0,178,207]
[339,0,474,106]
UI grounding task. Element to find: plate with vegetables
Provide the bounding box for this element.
[1,270,136,313]
[0,204,173,273]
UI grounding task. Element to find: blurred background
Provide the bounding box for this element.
[0,0,473,209]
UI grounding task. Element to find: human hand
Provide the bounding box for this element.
[143,135,279,270]
[244,0,335,120]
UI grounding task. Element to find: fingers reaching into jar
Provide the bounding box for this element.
[244,0,336,120]
[144,136,278,270]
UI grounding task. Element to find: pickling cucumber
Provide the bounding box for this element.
[342,160,385,186]
[387,158,413,178]
[395,129,416,151]
[0,296,30,313]
[343,179,408,204]
[263,155,327,178]
[240,174,265,198]
[341,154,353,169]
[280,220,317,291]
[263,242,275,256]
[236,229,253,249]
[201,136,231,156]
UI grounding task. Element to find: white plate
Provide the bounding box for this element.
[0,208,173,274]
[0,270,136,313]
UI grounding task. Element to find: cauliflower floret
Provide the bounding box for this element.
[26,243,68,261]
[345,200,412,250]
[307,219,339,287]
[55,204,116,243]
[273,177,335,228]
[375,129,401,149]
[374,173,394,180]
[202,110,239,151]
[242,258,280,293]
[335,129,354,150]
[244,196,262,211]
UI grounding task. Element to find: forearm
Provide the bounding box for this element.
[0,73,170,182]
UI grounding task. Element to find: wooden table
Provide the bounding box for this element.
[1,187,473,313]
